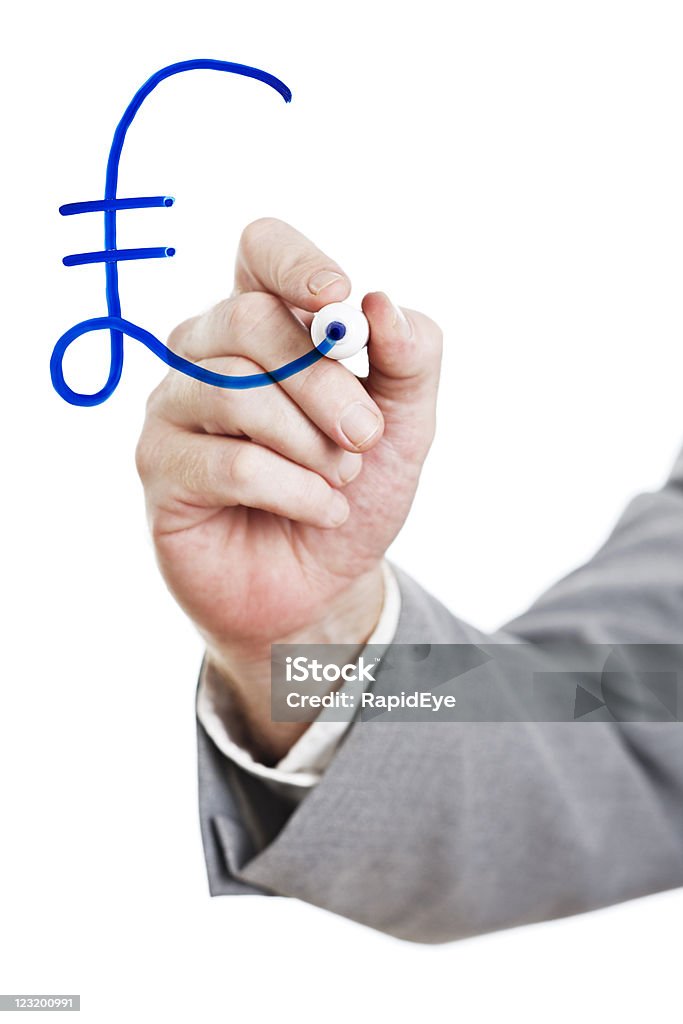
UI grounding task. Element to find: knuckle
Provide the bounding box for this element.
[134,433,155,482]
[239,218,286,276]
[207,297,235,338]
[228,443,257,491]
[227,290,281,340]
[150,370,199,425]
[239,217,282,258]
[142,378,166,419]
[135,397,169,482]
[135,425,174,486]
[167,315,198,358]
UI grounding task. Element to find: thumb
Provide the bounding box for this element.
[362,291,443,459]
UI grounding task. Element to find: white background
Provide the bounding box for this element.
[2,1,682,1020]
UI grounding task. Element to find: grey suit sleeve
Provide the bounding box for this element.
[197,450,683,942]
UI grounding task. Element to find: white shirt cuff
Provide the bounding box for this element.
[196,561,401,801]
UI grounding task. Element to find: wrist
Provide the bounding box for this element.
[203,562,385,761]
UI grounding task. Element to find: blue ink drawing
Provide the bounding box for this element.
[51,59,338,407]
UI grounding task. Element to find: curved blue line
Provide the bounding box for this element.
[52,59,302,406]
[100,59,292,404]
[50,317,335,407]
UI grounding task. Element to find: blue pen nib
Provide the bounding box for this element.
[326,321,347,344]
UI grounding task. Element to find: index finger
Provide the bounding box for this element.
[234,217,351,312]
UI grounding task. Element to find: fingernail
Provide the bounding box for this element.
[338,451,362,484]
[387,294,412,338]
[308,270,344,296]
[327,491,350,527]
[339,402,382,449]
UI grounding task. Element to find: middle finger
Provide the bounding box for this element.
[191,291,384,453]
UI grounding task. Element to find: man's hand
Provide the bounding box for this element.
[136,218,442,758]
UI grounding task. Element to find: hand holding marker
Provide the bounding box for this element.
[59,57,443,754]
[51,59,369,407]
